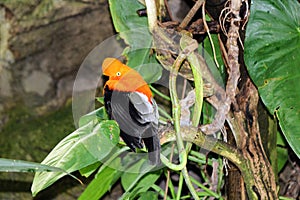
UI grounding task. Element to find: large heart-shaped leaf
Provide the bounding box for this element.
[31,120,120,196]
[244,0,300,158]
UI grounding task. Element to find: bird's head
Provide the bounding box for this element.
[102,58,152,100]
[102,58,132,80]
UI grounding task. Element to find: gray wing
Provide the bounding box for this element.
[129,92,159,125]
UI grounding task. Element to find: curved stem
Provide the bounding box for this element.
[179,36,202,195]
[158,105,173,122]
[150,85,171,101]
[176,172,184,200]
[202,2,220,69]
[160,153,186,171]
[180,34,203,127]
[160,52,188,171]
[169,66,186,166]
[182,167,199,200]
[170,37,200,200]
[159,125,258,198]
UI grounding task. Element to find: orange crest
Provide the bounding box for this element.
[102,58,153,101]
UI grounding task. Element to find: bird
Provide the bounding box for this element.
[102,58,161,165]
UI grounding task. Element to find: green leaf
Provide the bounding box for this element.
[0,158,64,173]
[31,120,120,196]
[96,107,109,120]
[109,0,147,33]
[78,158,122,200]
[79,161,101,178]
[120,155,160,192]
[79,107,109,127]
[120,169,161,200]
[79,108,100,127]
[133,57,163,83]
[244,0,300,158]
[109,0,162,83]
[108,0,150,58]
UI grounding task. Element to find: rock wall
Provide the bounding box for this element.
[0,1,115,199]
[0,0,114,126]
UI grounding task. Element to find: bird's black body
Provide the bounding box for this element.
[104,86,161,165]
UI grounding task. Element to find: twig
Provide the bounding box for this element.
[190,176,220,198]
[179,0,205,29]
[164,143,175,200]
[202,2,220,69]
[200,0,242,135]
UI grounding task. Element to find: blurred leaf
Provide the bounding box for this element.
[203,35,226,83]
[121,158,147,191]
[120,155,159,187]
[244,0,300,158]
[78,158,122,200]
[138,191,158,200]
[120,168,161,200]
[277,131,288,172]
[277,130,287,146]
[96,107,109,120]
[0,158,64,173]
[134,58,163,83]
[277,146,288,172]
[96,97,104,104]
[31,120,120,196]
[79,107,109,127]
[79,108,100,127]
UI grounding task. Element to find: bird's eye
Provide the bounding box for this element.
[116,72,121,76]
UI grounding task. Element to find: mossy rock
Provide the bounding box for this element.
[0,102,81,199]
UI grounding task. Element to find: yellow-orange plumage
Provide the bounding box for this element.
[102,58,152,102]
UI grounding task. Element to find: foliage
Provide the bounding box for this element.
[1,0,299,199]
[30,0,225,199]
[244,0,300,159]
[31,119,120,196]
[0,158,66,173]
[31,0,299,198]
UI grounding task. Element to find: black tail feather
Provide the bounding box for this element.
[143,135,161,165]
[120,131,143,151]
